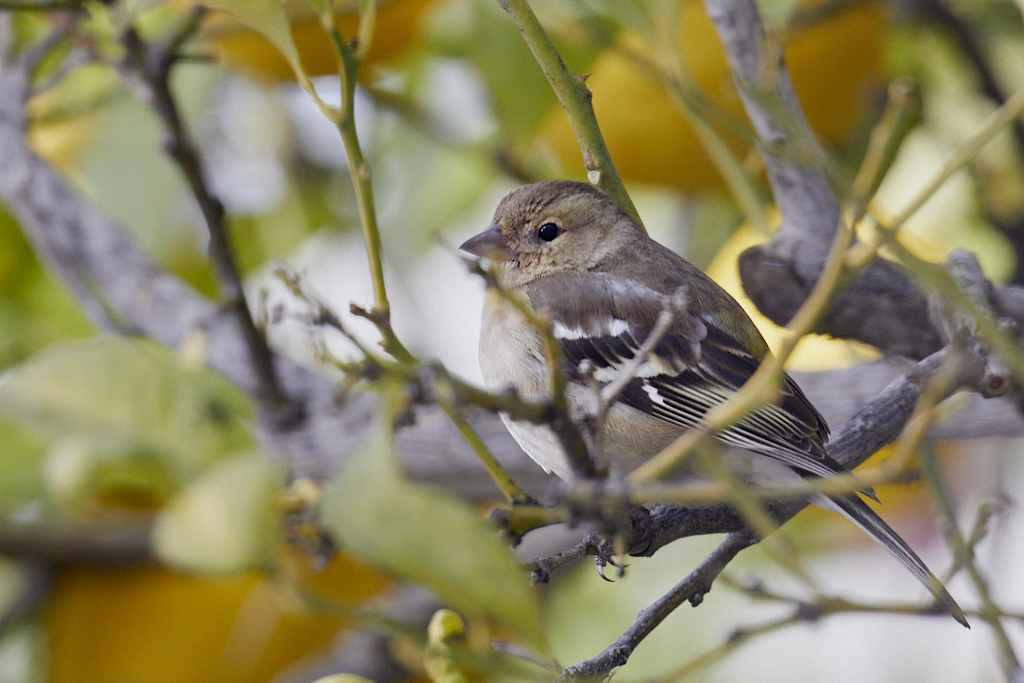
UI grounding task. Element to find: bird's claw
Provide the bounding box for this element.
[586,532,628,581]
[596,557,614,582]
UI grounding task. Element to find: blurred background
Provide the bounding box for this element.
[3,0,1024,681]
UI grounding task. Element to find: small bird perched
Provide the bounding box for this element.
[461,180,967,627]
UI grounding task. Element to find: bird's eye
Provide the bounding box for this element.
[537,222,560,242]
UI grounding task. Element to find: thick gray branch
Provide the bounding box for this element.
[703,0,1024,359]
[703,0,838,276]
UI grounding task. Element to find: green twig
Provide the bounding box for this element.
[497,0,643,229]
[625,80,967,484]
[918,445,1021,675]
[626,466,915,507]
[435,377,536,505]
[322,3,413,364]
[489,504,569,539]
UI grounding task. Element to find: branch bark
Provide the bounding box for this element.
[709,0,1024,360]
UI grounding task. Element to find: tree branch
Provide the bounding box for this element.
[496,0,643,228]
[562,532,756,680]
[322,5,413,364]
[0,518,152,566]
[119,12,293,417]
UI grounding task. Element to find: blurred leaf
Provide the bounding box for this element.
[320,422,545,651]
[0,205,35,298]
[152,454,282,573]
[0,417,47,513]
[228,183,318,275]
[26,64,122,125]
[428,0,604,144]
[201,0,316,93]
[0,618,42,683]
[0,203,94,372]
[43,434,180,511]
[0,268,95,372]
[0,338,254,510]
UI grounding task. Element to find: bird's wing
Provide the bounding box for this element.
[527,273,840,479]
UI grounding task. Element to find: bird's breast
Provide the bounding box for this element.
[479,290,549,400]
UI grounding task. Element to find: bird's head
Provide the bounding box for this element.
[460,180,642,288]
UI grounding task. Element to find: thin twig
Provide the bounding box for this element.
[627,84,914,483]
[435,374,536,505]
[561,532,757,681]
[626,467,915,507]
[591,287,686,440]
[466,257,597,478]
[322,2,413,364]
[918,445,1022,676]
[497,0,643,228]
[276,265,554,501]
[121,13,293,417]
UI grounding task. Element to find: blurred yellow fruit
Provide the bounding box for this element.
[205,0,447,82]
[539,0,884,191]
[47,552,393,683]
[702,213,880,371]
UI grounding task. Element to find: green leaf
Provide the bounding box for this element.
[321,427,546,651]
[200,0,319,100]
[42,434,179,511]
[0,417,47,513]
[0,338,254,509]
[428,0,605,144]
[151,454,282,573]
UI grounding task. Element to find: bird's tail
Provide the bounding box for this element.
[814,494,969,628]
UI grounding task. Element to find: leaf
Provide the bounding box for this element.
[320,427,546,651]
[199,0,319,101]
[0,338,253,471]
[151,454,282,573]
[43,434,180,511]
[428,0,605,143]
[0,416,47,513]
[0,338,254,510]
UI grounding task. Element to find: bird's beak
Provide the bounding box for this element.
[460,225,514,261]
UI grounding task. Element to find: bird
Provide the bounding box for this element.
[460,179,967,627]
